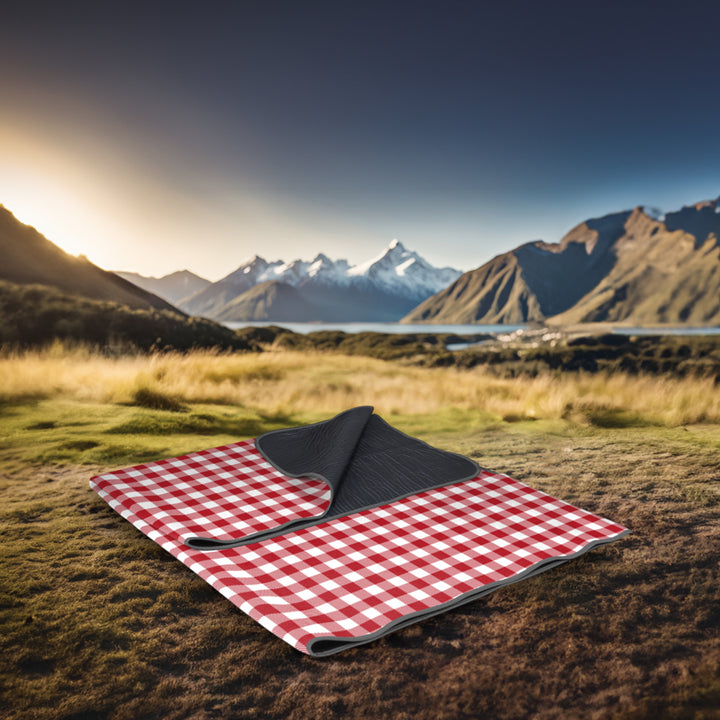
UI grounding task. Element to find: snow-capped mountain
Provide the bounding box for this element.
[221,253,351,290]
[345,239,460,299]
[179,240,461,321]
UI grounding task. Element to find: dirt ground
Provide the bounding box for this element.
[2,425,720,719]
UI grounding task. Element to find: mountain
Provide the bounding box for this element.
[0,205,179,313]
[550,203,720,324]
[403,199,720,326]
[343,239,460,300]
[214,280,316,322]
[116,270,210,306]
[178,255,303,318]
[180,239,461,321]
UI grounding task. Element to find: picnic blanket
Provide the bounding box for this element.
[89,406,629,656]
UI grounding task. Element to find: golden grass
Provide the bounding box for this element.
[1,344,720,426]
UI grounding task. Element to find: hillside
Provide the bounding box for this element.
[0,280,255,351]
[116,270,210,306]
[551,205,720,324]
[0,206,179,313]
[403,200,720,325]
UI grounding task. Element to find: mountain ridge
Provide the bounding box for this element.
[403,199,720,326]
[115,269,210,306]
[178,239,461,321]
[215,280,316,322]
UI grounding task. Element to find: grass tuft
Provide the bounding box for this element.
[130,387,187,412]
[25,420,56,430]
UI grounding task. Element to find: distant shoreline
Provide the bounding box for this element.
[225,320,720,339]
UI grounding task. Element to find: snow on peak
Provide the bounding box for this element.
[346,240,459,295]
[269,258,309,283]
[394,257,417,276]
[349,239,421,276]
[223,255,276,282]
[224,241,461,297]
[307,253,345,282]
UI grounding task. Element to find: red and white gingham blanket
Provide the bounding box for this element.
[90,416,628,656]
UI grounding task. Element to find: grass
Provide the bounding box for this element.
[2,344,720,427]
[1,346,720,719]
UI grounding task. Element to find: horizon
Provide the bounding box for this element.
[2,1,720,281]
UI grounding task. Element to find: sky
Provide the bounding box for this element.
[1,0,719,281]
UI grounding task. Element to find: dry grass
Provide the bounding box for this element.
[1,344,720,426]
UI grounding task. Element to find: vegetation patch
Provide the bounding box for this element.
[562,402,659,429]
[226,326,720,382]
[446,333,720,381]
[2,347,720,430]
[60,440,100,451]
[0,280,261,352]
[107,412,266,438]
[83,443,166,465]
[25,420,56,430]
[129,387,187,412]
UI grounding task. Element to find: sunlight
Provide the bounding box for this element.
[0,167,90,256]
[0,127,104,258]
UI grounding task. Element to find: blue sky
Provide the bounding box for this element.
[1,0,718,280]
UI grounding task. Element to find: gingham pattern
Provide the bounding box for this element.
[90,443,628,655]
[90,440,332,541]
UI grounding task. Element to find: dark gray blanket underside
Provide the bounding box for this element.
[185,406,481,549]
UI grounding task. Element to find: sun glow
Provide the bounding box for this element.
[0,127,109,258]
[0,123,204,275]
[1,168,95,257]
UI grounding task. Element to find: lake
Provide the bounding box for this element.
[613,326,720,336]
[225,321,720,337]
[225,321,526,335]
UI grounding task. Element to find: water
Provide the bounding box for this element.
[225,321,527,335]
[224,321,720,351]
[612,326,720,336]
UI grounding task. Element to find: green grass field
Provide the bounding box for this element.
[2,349,719,719]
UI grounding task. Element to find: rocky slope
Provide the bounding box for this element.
[403,199,720,326]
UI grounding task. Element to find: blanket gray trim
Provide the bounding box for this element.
[305,529,632,657]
